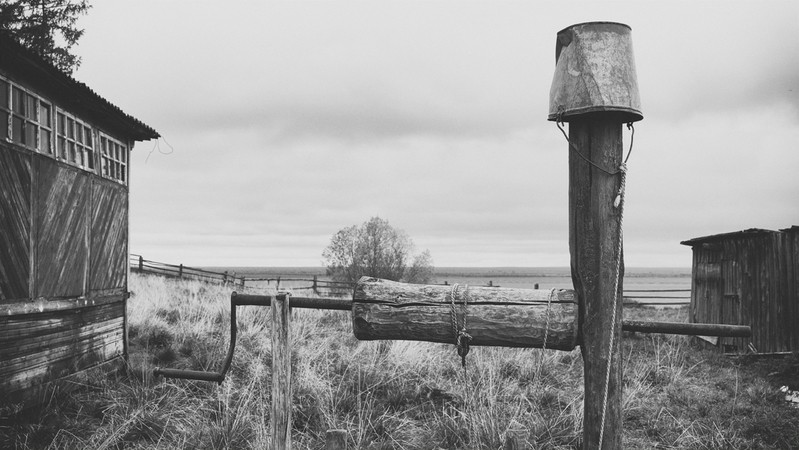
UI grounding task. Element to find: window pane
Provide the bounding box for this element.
[40,103,51,127]
[69,141,76,163]
[75,125,83,144]
[58,113,65,135]
[26,94,36,120]
[25,121,36,146]
[40,129,51,153]
[87,148,94,169]
[12,116,22,142]
[0,111,7,139]
[84,126,92,146]
[12,87,24,114]
[58,136,65,158]
[67,118,74,139]
[0,80,8,109]
[121,147,127,163]
[121,165,126,183]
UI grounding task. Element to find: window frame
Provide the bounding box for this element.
[1,77,53,153]
[99,133,128,185]
[56,109,95,171]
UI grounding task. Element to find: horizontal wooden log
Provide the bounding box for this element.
[353,277,579,350]
[622,320,752,337]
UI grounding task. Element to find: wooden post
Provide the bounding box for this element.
[138,255,143,272]
[569,117,625,450]
[178,263,183,279]
[272,292,292,449]
[313,275,318,294]
[324,429,347,450]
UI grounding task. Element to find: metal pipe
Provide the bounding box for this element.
[622,320,751,337]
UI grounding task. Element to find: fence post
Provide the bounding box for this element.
[179,264,183,279]
[223,271,228,285]
[138,255,143,272]
[272,292,292,449]
[324,429,347,450]
[313,275,318,294]
[552,22,641,449]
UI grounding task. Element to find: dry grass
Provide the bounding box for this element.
[1,273,798,449]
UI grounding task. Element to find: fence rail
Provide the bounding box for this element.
[130,254,247,287]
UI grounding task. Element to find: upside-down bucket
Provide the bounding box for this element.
[548,22,643,123]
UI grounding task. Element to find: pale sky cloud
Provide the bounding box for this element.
[78,1,799,267]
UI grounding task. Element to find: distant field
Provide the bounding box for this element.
[203,266,693,304]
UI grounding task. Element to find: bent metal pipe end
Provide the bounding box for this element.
[153,366,225,384]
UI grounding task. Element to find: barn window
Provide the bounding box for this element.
[99,134,127,184]
[56,111,94,169]
[0,78,52,152]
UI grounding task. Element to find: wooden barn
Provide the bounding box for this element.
[0,33,158,408]
[681,226,799,354]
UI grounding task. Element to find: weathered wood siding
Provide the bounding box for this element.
[0,299,124,404]
[0,147,30,301]
[90,180,128,293]
[688,229,799,353]
[34,158,89,298]
[0,146,129,405]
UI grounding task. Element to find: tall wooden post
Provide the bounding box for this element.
[548,22,642,449]
[569,117,624,450]
[272,292,292,449]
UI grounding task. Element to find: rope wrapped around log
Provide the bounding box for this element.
[352,277,579,350]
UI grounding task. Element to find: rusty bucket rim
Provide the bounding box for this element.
[556,21,632,35]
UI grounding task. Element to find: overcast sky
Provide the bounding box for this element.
[74,1,798,268]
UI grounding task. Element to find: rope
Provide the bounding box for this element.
[597,136,631,450]
[449,284,472,368]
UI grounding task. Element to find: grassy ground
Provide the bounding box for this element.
[1,273,798,449]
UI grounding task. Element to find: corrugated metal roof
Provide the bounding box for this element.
[0,32,159,141]
[680,228,779,246]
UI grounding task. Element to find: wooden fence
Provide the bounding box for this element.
[129,254,689,305]
[130,254,247,287]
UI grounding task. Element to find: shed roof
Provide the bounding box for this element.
[0,33,159,142]
[680,228,779,247]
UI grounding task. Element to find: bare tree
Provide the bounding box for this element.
[323,217,435,284]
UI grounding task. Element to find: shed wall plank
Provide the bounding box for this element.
[0,146,31,301]
[34,159,89,298]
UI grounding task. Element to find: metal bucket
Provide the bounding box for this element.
[548,22,643,123]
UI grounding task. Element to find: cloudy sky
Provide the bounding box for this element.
[73,1,798,268]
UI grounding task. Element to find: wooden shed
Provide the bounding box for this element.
[681,226,799,354]
[0,33,158,408]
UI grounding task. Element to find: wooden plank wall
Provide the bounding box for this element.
[34,159,89,298]
[0,147,128,405]
[0,300,124,404]
[691,230,799,354]
[90,181,128,292]
[0,147,30,301]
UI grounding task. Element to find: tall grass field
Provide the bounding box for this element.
[1,272,798,449]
